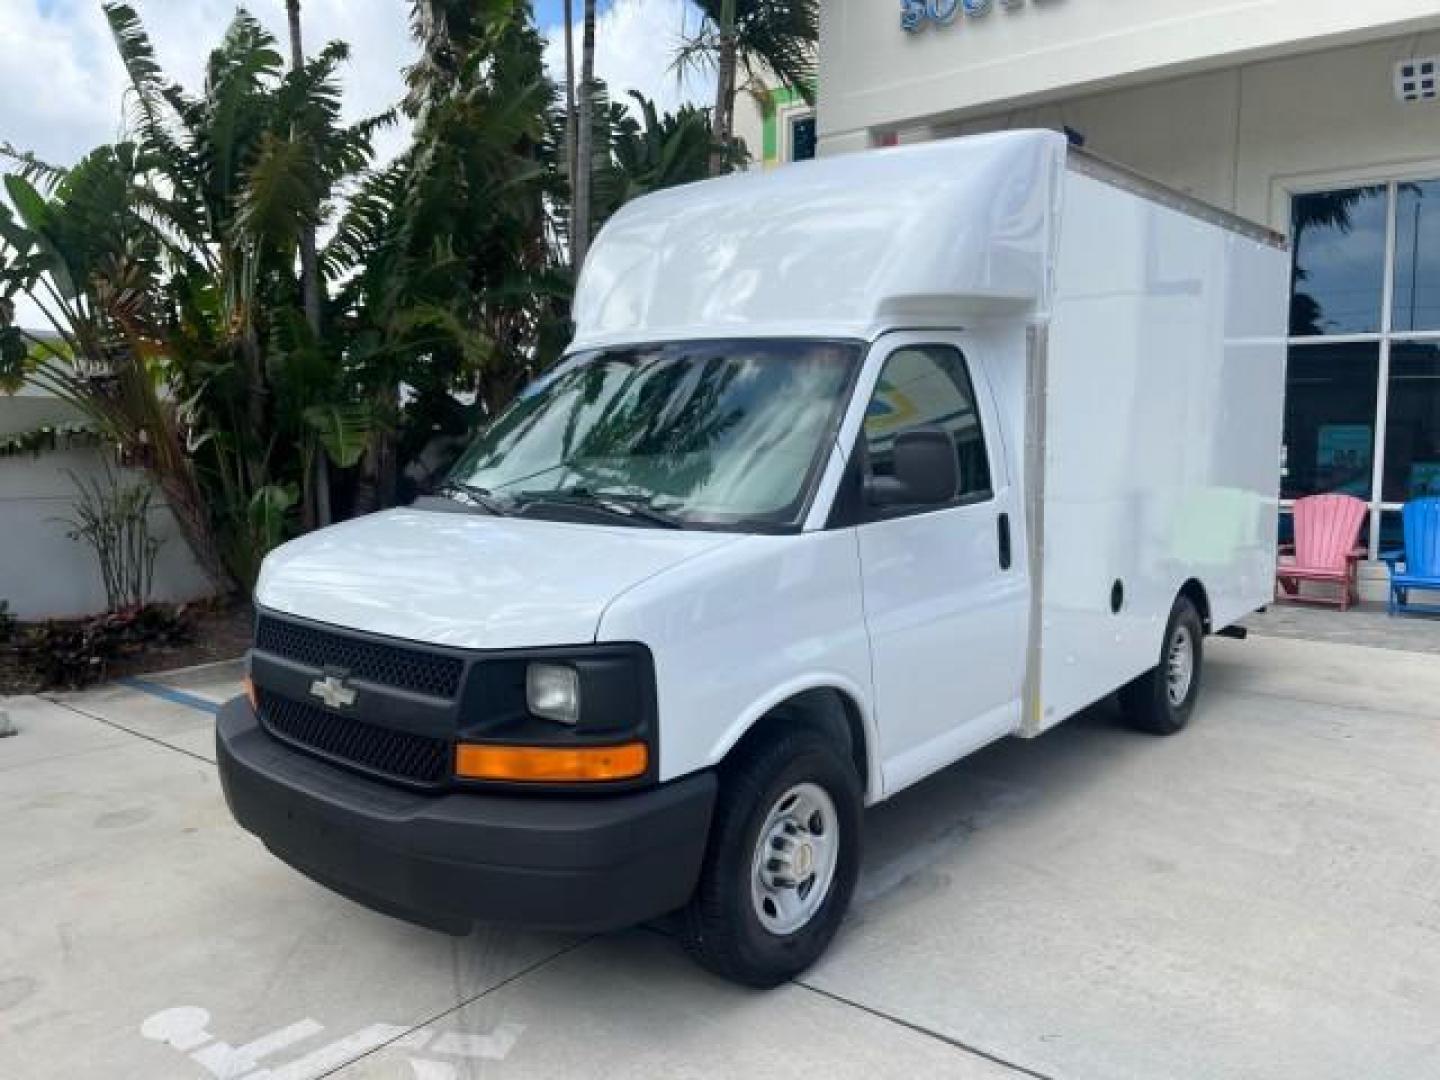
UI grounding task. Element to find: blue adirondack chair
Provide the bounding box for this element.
[1381,497,1440,616]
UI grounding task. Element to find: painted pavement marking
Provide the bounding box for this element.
[117,677,223,715]
[141,1005,523,1079]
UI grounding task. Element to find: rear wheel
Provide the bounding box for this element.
[1119,595,1204,735]
[679,728,862,988]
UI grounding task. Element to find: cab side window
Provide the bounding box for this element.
[863,345,993,507]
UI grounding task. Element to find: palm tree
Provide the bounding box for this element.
[284,1,321,335]
[1289,188,1368,335]
[0,141,240,586]
[96,2,383,580]
[285,0,332,524]
[573,0,597,268]
[679,0,818,175]
[592,90,740,224]
[710,0,737,176]
[564,0,578,268]
[3,0,574,582]
[331,0,567,501]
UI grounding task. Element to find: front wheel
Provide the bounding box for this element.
[679,728,862,988]
[1119,595,1204,735]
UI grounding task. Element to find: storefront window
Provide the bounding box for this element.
[790,114,817,162]
[1377,510,1405,560]
[1289,185,1387,336]
[1282,343,1379,500]
[1382,343,1440,502]
[1392,181,1440,332]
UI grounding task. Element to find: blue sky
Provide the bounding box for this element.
[535,0,612,26]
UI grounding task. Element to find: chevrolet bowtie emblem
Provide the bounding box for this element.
[309,674,357,709]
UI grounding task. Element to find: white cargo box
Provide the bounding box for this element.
[577,130,1289,739]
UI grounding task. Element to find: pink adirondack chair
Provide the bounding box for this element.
[1275,493,1368,610]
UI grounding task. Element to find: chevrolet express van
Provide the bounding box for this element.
[218,130,1288,986]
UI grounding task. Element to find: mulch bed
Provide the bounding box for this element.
[0,600,254,696]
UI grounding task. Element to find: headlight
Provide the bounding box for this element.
[526,662,580,725]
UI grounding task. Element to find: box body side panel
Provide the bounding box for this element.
[1031,171,1288,732]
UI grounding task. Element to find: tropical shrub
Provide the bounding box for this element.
[58,460,165,613]
[1,0,784,600]
[14,605,193,690]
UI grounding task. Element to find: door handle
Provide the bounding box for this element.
[997,513,1012,571]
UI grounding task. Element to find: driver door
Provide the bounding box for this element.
[852,335,1028,795]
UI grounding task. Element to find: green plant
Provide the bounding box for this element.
[1,1,731,600]
[591,90,744,225]
[57,460,164,612]
[0,600,14,644]
[674,0,818,173]
[17,605,193,690]
[0,420,101,458]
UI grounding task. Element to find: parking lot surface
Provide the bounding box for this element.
[3,634,1440,1079]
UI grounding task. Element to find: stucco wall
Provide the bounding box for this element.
[734,88,767,167]
[1,390,216,620]
[734,85,817,171]
[820,0,1440,155]
[914,32,1440,235]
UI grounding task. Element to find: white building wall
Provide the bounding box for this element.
[733,91,766,168]
[927,34,1440,233]
[1,391,216,620]
[820,0,1440,155]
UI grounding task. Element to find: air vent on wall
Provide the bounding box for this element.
[1395,57,1439,103]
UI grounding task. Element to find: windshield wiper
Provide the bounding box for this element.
[436,480,511,517]
[516,487,685,529]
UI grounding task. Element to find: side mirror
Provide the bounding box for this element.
[865,428,960,507]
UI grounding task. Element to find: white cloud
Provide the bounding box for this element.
[1,1,414,169]
[542,0,715,117]
[2,0,415,330]
[1,0,711,332]
[0,1,128,164]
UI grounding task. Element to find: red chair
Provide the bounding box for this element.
[1278,495,1365,613]
[1275,493,1368,610]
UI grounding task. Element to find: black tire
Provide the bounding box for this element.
[679,727,862,988]
[1119,595,1204,735]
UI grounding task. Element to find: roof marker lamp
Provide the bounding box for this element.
[526,662,580,726]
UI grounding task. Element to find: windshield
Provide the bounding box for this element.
[447,339,862,530]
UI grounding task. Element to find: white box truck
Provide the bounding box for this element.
[218,130,1289,986]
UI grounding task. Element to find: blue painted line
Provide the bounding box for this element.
[117,677,221,716]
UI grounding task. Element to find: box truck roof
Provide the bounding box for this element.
[571,129,1070,349]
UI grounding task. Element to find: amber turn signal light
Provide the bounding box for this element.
[454,741,648,783]
[242,674,258,713]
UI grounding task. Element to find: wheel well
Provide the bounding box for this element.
[1179,578,1212,633]
[730,688,870,796]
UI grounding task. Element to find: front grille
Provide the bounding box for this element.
[255,615,464,699]
[258,690,451,787]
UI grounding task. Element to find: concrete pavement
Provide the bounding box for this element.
[2,636,1439,1079]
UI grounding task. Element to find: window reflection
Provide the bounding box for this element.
[1289,186,1387,336]
[790,115,817,162]
[1392,181,1440,332]
[864,345,992,503]
[1282,343,1379,499]
[1378,510,1405,560]
[1382,342,1440,502]
[448,339,859,528]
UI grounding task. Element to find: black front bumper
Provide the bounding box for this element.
[216,697,717,934]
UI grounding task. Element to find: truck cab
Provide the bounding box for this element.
[217,130,1288,987]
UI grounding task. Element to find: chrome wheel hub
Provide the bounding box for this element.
[750,782,839,935]
[1166,624,1195,706]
